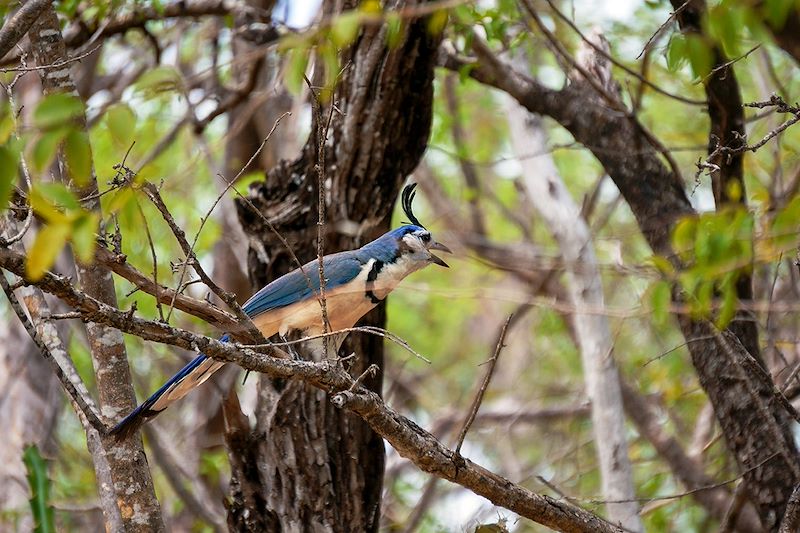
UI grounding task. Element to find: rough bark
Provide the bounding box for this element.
[507,108,642,531]
[446,30,800,530]
[27,6,164,531]
[224,1,441,530]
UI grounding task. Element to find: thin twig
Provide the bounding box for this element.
[238,324,432,364]
[545,0,705,106]
[455,314,514,454]
[305,74,335,354]
[348,363,379,391]
[635,0,691,60]
[131,170,265,343]
[584,451,779,505]
[1,43,102,73]
[0,271,106,431]
[133,198,165,322]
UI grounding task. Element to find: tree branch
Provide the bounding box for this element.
[0,246,622,533]
[0,0,51,60]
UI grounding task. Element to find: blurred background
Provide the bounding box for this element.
[2,0,800,531]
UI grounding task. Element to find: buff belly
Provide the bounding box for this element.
[252,286,378,340]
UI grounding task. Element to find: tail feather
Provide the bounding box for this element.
[111,349,227,439]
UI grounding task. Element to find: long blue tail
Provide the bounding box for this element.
[111,337,229,439]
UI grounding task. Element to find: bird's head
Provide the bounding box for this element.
[390,183,451,267]
[389,225,452,268]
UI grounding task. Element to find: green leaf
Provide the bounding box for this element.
[72,212,99,263]
[33,93,84,130]
[105,103,136,147]
[0,103,14,144]
[0,146,18,213]
[31,128,68,172]
[107,186,135,214]
[671,217,695,257]
[385,13,404,48]
[715,275,738,328]
[764,0,793,29]
[649,255,676,276]
[330,11,361,48]
[650,280,672,325]
[64,128,92,185]
[285,48,310,95]
[22,445,55,533]
[427,9,448,35]
[33,182,81,211]
[135,66,182,95]
[686,34,714,78]
[27,222,71,280]
[666,35,687,72]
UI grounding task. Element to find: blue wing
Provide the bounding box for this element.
[112,252,366,438]
[241,251,365,318]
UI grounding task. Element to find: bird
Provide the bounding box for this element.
[111,184,451,438]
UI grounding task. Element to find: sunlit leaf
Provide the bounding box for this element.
[671,217,695,257]
[285,48,310,95]
[330,11,361,48]
[32,182,81,211]
[715,275,738,328]
[33,93,84,130]
[385,13,404,48]
[105,103,136,147]
[72,212,99,263]
[686,34,714,78]
[650,280,672,325]
[27,222,71,280]
[31,128,68,172]
[64,128,92,185]
[0,146,18,213]
[427,9,448,35]
[107,186,135,214]
[135,66,182,94]
[665,34,687,72]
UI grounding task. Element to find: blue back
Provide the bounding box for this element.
[241,225,421,318]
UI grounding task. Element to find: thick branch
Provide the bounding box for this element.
[0,0,51,60]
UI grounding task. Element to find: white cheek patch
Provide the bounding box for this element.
[402,233,424,252]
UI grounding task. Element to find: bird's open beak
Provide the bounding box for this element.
[428,241,452,268]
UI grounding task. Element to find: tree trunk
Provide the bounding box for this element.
[224,1,442,530]
[27,5,164,531]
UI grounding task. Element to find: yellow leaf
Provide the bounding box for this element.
[26,223,71,280]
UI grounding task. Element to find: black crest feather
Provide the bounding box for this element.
[401,183,425,228]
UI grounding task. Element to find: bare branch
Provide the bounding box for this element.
[455,313,514,454]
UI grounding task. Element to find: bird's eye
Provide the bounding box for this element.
[420,233,431,243]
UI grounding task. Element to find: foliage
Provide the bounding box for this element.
[3,0,800,531]
[22,445,55,533]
